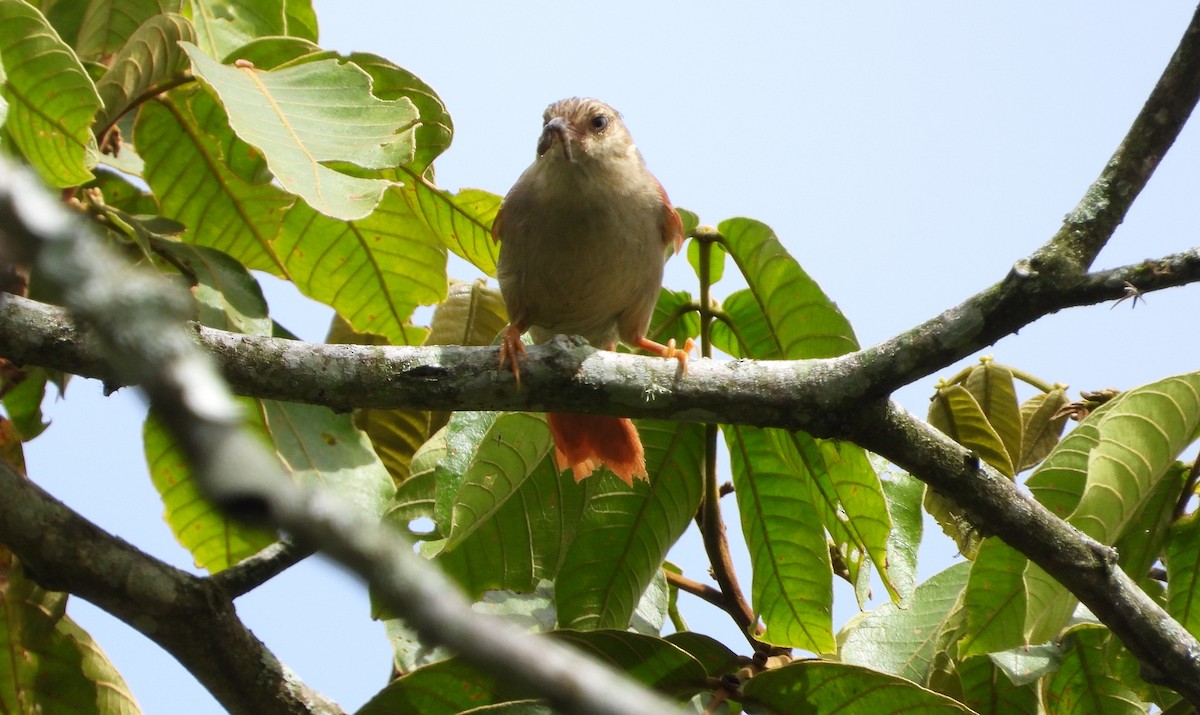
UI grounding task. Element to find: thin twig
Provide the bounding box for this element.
[663,568,725,610]
[211,538,315,599]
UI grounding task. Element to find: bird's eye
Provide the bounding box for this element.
[590,114,608,132]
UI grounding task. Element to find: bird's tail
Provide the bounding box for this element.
[546,412,647,486]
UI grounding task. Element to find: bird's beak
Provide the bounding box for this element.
[537,116,575,163]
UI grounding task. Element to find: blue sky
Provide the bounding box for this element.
[22,3,1200,712]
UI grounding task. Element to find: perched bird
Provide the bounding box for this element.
[492,97,693,486]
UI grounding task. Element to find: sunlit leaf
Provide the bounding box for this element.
[1043,626,1143,715]
[0,0,101,186]
[929,384,1014,477]
[962,360,1022,473]
[717,216,858,359]
[94,13,194,135]
[839,562,969,683]
[741,660,975,714]
[137,87,293,274]
[959,538,1027,657]
[0,556,141,715]
[957,654,1038,715]
[556,421,704,630]
[725,425,833,652]
[185,0,317,61]
[182,42,418,220]
[1017,387,1070,472]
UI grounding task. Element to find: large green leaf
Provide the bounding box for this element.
[1070,373,1200,545]
[136,87,293,273]
[0,0,101,187]
[349,51,451,172]
[879,460,924,605]
[145,397,392,572]
[360,630,707,715]
[780,432,896,603]
[726,425,833,652]
[1168,511,1200,638]
[838,562,970,683]
[741,660,975,714]
[444,412,554,551]
[929,384,1014,477]
[421,184,502,277]
[153,240,272,335]
[555,420,704,630]
[1042,626,1143,715]
[959,538,1027,657]
[144,410,277,571]
[74,0,176,62]
[714,216,858,360]
[400,413,590,597]
[182,42,417,220]
[94,13,195,135]
[962,360,1023,472]
[0,557,141,715]
[274,188,446,345]
[184,0,317,61]
[956,654,1038,715]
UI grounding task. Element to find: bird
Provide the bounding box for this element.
[492,97,693,486]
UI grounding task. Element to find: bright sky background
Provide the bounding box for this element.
[21,3,1200,713]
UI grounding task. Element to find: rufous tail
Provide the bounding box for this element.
[546,413,647,486]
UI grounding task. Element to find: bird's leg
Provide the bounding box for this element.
[633,336,696,374]
[499,323,528,387]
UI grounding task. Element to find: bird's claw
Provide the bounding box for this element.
[499,325,527,388]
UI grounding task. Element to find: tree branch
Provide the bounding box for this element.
[211,538,315,599]
[0,460,341,715]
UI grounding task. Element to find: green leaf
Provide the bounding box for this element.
[838,562,969,683]
[556,421,704,630]
[349,51,452,172]
[144,409,278,571]
[647,288,699,352]
[1042,626,1143,715]
[420,417,591,597]
[444,412,554,551]
[725,425,833,652]
[717,216,859,359]
[663,632,742,679]
[185,0,317,60]
[428,185,502,277]
[1070,373,1200,545]
[957,654,1038,715]
[0,0,101,187]
[362,630,707,715]
[274,190,446,345]
[427,279,508,347]
[94,13,195,135]
[153,241,271,335]
[741,660,976,714]
[879,460,924,604]
[959,538,1027,657]
[929,384,1014,477]
[136,87,293,274]
[783,433,896,602]
[1017,387,1070,472]
[2,366,51,441]
[145,397,392,571]
[0,557,141,715]
[962,360,1022,473]
[1167,511,1200,638]
[74,0,176,62]
[182,42,418,220]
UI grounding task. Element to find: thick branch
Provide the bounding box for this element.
[0,461,340,715]
[1036,3,1200,270]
